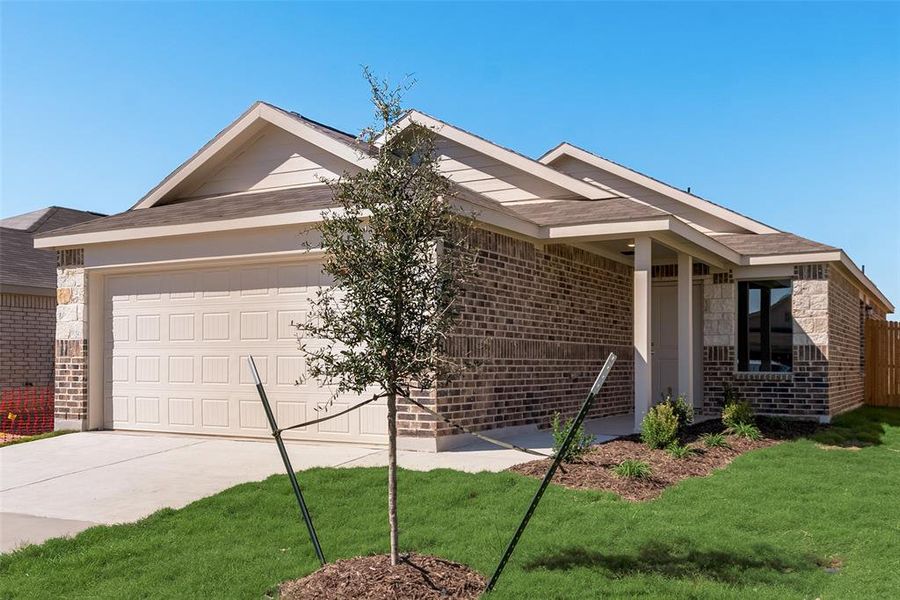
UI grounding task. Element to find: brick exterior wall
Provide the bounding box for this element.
[414,228,633,439]
[701,263,880,420]
[827,268,867,415]
[54,249,89,428]
[0,293,56,387]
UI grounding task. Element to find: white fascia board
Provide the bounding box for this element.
[540,143,779,235]
[385,112,620,201]
[448,195,543,239]
[34,207,349,249]
[744,250,893,313]
[732,264,795,280]
[132,103,373,210]
[36,196,543,252]
[838,251,894,313]
[545,217,670,240]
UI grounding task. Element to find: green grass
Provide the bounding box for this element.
[2,407,899,599]
[0,429,75,448]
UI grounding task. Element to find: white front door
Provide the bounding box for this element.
[651,282,703,408]
[652,283,679,404]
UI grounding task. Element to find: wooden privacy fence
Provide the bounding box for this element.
[865,319,900,407]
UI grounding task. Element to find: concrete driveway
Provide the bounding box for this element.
[0,426,571,553]
[1,415,633,553]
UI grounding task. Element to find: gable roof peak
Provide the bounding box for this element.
[540,141,779,235]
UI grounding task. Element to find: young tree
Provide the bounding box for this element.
[298,69,475,565]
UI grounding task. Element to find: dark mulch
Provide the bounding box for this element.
[508,417,822,502]
[279,553,486,600]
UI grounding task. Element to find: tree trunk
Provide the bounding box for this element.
[387,391,399,565]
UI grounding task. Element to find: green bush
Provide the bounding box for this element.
[662,392,694,435]
[701,432,729,448]
[641,403,679,449]
[731,422,763,441]
[612,459,652,479]
[666,443,695,459]
[722,399,755,429]
[550,412,595,463]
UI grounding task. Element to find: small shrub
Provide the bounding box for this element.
[551,412,595,463]
[731,422,762,441]
[660,390,694,435]
[666,443,695,459]
[701,432,729,448]
[613,459,652,479]
[641,403,679,449]
[722,400,755,429]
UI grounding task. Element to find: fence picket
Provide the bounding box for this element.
[866,320,900,407]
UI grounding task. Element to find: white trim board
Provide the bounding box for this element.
[539,142,778,235]
[381,111,620,201]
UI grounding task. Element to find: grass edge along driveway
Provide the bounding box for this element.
[2,407,898,599]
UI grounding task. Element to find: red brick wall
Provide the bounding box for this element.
[0,293,56,387]
[703,344,830,417]
[410,228,633,438]
[827,268,866,416]
[54,339,87,422]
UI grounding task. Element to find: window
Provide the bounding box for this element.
[737,280,792,372]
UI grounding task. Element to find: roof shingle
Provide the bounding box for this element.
[1,207,103,290]
[714,232,838,256]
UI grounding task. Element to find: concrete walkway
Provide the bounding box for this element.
[0,414,632,553]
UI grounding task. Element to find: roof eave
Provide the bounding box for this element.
[540,142,780,235]
[744,250,893,313]
[381,111,621,201]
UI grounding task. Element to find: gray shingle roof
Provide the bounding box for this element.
[35,187,337,239]
[714,232,838,256]
[36,185,671,241]
[507,198,666,226]
[1,207,104,290]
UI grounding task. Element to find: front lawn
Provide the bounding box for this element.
[2,407,899,599]
[0,429,74,448]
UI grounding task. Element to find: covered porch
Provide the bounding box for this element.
[559,229,735,432]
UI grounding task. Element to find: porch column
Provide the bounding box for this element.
[633,236,652,432]
[677,252,694,403]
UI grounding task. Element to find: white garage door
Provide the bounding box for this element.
[103,261,388,443]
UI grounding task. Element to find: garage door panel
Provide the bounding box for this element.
[167,397,195,425]
[103,262,387,443]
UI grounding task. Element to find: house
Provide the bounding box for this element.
[1,207,104,388]
[34,102,893,451]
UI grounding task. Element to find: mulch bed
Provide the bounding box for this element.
[508,417,820,501]
[279,553,486,600]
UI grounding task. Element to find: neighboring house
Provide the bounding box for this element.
[1,207,103,388]
[34,102,893,450]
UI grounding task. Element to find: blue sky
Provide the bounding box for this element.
[2,2,898,312]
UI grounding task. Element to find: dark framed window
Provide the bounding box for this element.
[737,280,792,372]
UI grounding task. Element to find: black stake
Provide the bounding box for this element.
[248,355,326,567]
[485,353,617,593]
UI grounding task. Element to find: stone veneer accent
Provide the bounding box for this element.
[54,249,89,429]
[0,293,56,387]
[406,228,633,440]
[702,263,872,420]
